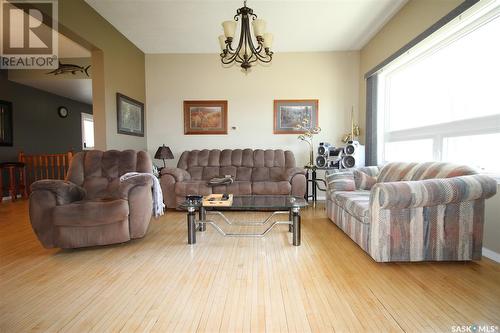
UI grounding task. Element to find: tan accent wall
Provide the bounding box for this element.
[145,52,359,168]
[359,0,499,256]
[58,0,146,150]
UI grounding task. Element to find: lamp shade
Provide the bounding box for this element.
[252,19,266,37]
[263,33,273,48]
[154,145,174,160]
[218,35,227,50]
[222,20,237,38]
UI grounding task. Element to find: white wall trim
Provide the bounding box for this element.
[482,247,500,263]
[1,194,22,202]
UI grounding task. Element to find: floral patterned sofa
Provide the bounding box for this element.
[326,162,497,262]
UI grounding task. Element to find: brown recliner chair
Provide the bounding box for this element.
[29,150,154,249]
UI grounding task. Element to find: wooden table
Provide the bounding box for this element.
[0,162,27,202]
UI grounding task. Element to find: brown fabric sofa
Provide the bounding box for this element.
[160,149,306,208]
[29,150,154,249]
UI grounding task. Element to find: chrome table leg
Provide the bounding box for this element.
[292,207,301,246]
[187,206,196,244]
[198,206,206,232]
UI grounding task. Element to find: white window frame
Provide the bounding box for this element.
[377,1,500,178]
[81,112,94,150]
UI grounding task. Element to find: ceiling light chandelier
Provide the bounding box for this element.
[218,0,273,71]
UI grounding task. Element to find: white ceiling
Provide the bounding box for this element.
[85,0,407,54]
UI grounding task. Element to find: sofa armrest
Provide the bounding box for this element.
[160,167,191,182]
[119,174,153,199]
[283,167,306,182]
[325,170,356,192]
[373,174,497,209]
[31,179,86,205]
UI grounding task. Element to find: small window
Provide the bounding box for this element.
[81,113,94,150]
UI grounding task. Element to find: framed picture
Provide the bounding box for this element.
[0,100,13,146]
[274,99,318,134]
[117,93,144,137]
[184,100,228,135]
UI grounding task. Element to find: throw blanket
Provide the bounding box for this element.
[207,176,234,186]
[120,172,165,217]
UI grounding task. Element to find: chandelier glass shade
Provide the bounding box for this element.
[219,1,273,71]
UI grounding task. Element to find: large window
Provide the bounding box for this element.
[377,2,500,175]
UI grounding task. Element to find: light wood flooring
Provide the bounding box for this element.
[0,200,499,332]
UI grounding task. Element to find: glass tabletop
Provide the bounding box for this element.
[179,195,308,210]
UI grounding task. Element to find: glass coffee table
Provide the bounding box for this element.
[179,195,308,246]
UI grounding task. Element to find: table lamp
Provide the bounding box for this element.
[154,144,174,168]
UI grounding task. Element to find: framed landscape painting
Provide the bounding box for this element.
[117,93,144,137]
[184,100,228,135]
[273,99,318,134]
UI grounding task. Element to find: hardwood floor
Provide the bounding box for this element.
[0,200,499,332]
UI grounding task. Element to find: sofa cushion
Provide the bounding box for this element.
[202,166,220,180]
[252,181,291,195]
[236,167,252,181]
[220,166,237,178]
[177,148,297,169]
[175,181,212,196]
[353,170,377,190]
[212,181,252,195]
[331,191,370,224]
[53,198,129,227]
[377,162,477,183]
[67,150,152,186]
[252,167,270,181]
[325,170,356,192]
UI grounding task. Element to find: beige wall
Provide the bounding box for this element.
[359,0,499,255]
[146,52,360,168]
[58,0,146,151]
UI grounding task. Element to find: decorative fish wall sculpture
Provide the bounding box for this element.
[47,62,91,77]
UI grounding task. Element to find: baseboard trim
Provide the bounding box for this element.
[482,247,500,263]
[1,194,22,202]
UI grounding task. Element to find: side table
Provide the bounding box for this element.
[304,165,336,203]
[0,162,28,202]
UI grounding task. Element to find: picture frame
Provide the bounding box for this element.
[0,100,13,146]
[184,100,228,135]
[116,93,144,137]
[273,99,318,134]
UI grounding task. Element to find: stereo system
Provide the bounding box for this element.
[315,141,365,169]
